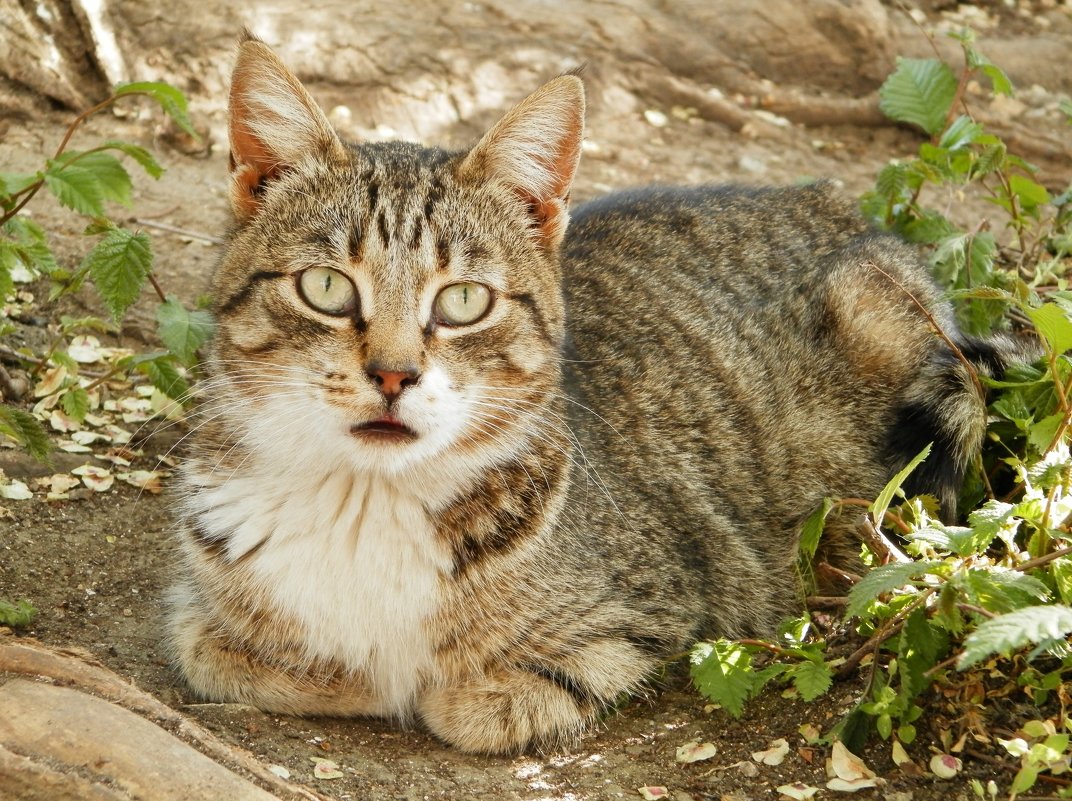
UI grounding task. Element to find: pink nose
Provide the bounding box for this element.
[366,366,420,402]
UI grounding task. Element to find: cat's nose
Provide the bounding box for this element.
[366,364,421,403]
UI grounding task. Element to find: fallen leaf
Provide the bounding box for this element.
[49,409,81,432]
[891,739,914,767]
[72,464,114,492]
[0,479,33,500]
[799,723,822,744]
[117,470,163,493]
[268,764,291,779]
[676,741,717,763]
[826,777,882,792]
[752,738,790,766]
[68,335,103,363]
[929,753,962,779]
[57,441,93,454]
[71,430,106,445]
[310,757,343,780]
[734,760,760,777]
[637,787,669,800]
[828,741,876,781]
[778,783,820,800]
[34,366,67,398]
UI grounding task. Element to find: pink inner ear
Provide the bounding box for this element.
[228,92,287,219]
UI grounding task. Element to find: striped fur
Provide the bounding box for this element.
[168,37,1012,753]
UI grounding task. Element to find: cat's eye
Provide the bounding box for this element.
[297,267,357,315]
[434,282,492,326]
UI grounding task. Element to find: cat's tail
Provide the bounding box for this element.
[888,331,1037,519]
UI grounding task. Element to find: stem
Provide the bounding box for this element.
[957,603,997,620]
[0,95,120,228]
[1015,545,1072,573]
[82,366,124,393]
[835,589,934,680]
[147,273,168,304]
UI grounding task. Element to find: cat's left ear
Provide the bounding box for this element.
[460,76,585,250]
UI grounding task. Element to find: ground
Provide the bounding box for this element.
[2,1,1072,799]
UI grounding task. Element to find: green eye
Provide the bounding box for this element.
[434,282,492,326]
[298,267,357,315]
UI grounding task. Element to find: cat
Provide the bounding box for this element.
[168,33,1012,754]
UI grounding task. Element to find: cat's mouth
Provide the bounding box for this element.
[351,415,418,442]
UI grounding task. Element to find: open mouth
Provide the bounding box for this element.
[350,415,418,441]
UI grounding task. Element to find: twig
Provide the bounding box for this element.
[965,748,1072,787]
[147,273,168,304]
[957,603,997,620]
[133,218,225,245]
[816,562,863,587]
[806,595,849,610]
[1015,545,1072,573]
[0,344,46,367]
[855,514,911,564]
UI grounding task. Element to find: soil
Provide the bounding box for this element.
[2,1,1072,799]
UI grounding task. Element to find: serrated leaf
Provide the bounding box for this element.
[1027,303,1072,356]
[871,443,931,527]
[958,604,1072,668]
[50,151,133,208]
[898,608,946,699]
[847,560,944,618]
[83,227,153,321]
[114,81,197,137]
[690,640,755,718]
[44,167,104,216]
[939,115,983,151]
[961,568,1051,614]
[979,64,1014,97]
[791,659,832,702]
[100,140,164,179]
[156,296,215,364]
[879,58,959,135]
[60,386,91,423]
[973,142,1007,178]
[0,403,52,461]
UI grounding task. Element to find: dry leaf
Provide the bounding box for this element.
[117,470,163,493]
[826,777,882,792]
[310,757,343,780]
[752,738,790,766]
[929,753,962,779]
[71,430,106,445]
[67,335,103,363]
[637,787,669,800]
[891,740,914,767]
[57,440,93,454]
[778,783,819,800]
[34,366,67,398]
[828,741,876,781]
[799,723,822,744]
[72,464,114,492]
[268,764,291,779]
[49,409,81,432]
[0,479,33,500]
[676,741,717,764]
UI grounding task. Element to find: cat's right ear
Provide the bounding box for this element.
[228,34,346,221]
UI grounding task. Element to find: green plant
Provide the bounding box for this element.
[0,598,37,628]
[0,82,213,459]
[691,28,1072,796]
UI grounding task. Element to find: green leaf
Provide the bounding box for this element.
[690,640,756,718]
[799,497,833,560]
[1029,412,1064,454]
[83,227,153,321]
[847,560,944,618]
[879,58,959,136]
[0,242,12,299]
[156,296,215,365]
[50,151,133,208]
[960,567,1050,615]
[871,443,931,527]
[939,115,983,151]
[1027,303,1072,356]
[60,386,91,423]
[3,217,57,277]
[1010,174,1052,212]
[134,353,189,400]
[0,403,52,461]
[958,604,1072,668]
[44,166,104,216]
[898,608,946,700]
[114,81,197,138]
[0,172,41,202]
[965,47,1015,97]
[100,141,164,179]
[0,598,37,627]
[791,659,833,702]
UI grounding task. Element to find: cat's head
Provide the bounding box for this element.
[204,35,584,481]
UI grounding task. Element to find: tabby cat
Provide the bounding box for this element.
[169,35,1009,753]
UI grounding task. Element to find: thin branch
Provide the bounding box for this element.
[133,218,225,245]
[1015,545,1072,573]
[147,273,168,304]
[855,514,911,563]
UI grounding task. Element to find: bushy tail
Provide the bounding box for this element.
[888,333,1037,519]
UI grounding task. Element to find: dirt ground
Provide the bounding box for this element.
[2,1,1072,799]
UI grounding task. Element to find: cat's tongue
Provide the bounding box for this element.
[351,414,417,440]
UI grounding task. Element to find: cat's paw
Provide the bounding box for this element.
[418,669,592,754]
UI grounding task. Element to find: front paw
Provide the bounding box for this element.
[418,669,592,754]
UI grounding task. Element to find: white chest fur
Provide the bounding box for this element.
[189,463,453,715]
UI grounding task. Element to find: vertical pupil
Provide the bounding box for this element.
[323,274,332,294]
[461,286,468,305]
